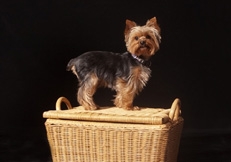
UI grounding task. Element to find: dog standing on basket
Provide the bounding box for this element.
[67,17,161,110]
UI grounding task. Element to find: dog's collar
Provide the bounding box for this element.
[129,53,151,67]
[131,54,145,64]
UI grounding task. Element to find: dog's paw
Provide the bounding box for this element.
[133,106,140,110]
[83,105,99,111]
[123,106,140,111]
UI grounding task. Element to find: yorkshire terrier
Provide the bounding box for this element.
[67,17,161,110]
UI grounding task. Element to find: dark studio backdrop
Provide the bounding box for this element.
[0,0,230,161]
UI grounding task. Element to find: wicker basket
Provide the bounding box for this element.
[43,97,183,162]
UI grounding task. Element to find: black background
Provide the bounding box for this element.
[1,0,230,161]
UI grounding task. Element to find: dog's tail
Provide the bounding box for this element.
[66,58,75,71]
[66,58,79,77]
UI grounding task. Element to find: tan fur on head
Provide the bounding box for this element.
[124,17,161,60]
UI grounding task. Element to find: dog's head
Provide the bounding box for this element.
[124,17,161,60]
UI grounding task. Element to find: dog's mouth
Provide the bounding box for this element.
[139,45,150,50]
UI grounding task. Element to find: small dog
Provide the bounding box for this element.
[67,17,161,110]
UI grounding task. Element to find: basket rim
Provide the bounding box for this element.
[43,97,182,125]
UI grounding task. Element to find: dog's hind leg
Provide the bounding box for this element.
[77,74,99,110]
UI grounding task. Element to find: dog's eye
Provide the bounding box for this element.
[134,36,139,40]
[146,35,151,39]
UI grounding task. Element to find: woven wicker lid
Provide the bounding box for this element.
[43,97,181,125]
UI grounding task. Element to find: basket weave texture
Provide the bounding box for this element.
[43,97,183,162]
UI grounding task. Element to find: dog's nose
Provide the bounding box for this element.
[140,40,146,45]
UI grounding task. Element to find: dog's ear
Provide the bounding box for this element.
[124,19,137,36]
[124,19,137,42]
[146,17,160,32]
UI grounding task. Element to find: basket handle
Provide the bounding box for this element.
[169,98,181,121]
[55,97,73,110]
